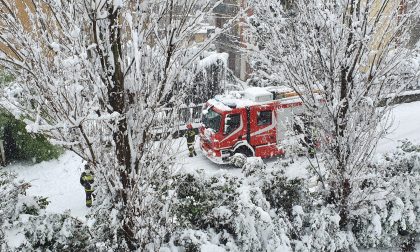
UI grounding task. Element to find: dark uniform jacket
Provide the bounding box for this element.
[80,171,94,192]
[185,129,196,144]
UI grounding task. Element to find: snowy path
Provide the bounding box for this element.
[4,101,420,220]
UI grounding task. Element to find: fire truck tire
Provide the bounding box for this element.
[234,146,254,158]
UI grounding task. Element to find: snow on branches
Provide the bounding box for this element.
[0,0,234,249]
[250,0,420,231]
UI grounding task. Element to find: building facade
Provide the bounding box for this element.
[214,0,250,81]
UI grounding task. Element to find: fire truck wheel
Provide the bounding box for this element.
[234,146,253,158]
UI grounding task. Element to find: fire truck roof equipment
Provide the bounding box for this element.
[244,87,274,102]
[207,86,304,112]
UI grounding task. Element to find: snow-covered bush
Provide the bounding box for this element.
[248,164,358,251]
[286,141,420,251]
[166,170,241,250]
[259,169,306,217]
[242,157,266,176]
[229,153,247,168]
[170,169,293,251]
[0,172,34,225]
[351,141,420,250]
[0,171,89,250]
[232,181,292,251]
[0,70,13,85]
[170,162,362,251]
[173,170,240,232]
[16,211,90,251]
[20,196,49,216]
[168,229,227,252]
[0,171,26,250]
[292,205,357,252]
[0,110,63,164]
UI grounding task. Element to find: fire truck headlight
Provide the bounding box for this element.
[212,152,217,157]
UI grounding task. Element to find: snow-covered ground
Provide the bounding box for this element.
[5,152,86,220]
[4,101,420,221]
[376,101,420,153]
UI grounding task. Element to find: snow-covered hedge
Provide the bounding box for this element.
[15,212,90,251]
[1,142,419,251]
[1,70,63,164]
[0,172,29,241]
[169,169,293,251]
[0,171,88,251]
[167,145,419,252]
[352,141,420,250]
[0,110,63,164]
[167,159,358,251]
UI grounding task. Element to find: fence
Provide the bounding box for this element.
[379,90,420,107]
[176,104,204,126]
[151,103,204,139]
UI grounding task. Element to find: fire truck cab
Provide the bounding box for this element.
[199,86,305,164]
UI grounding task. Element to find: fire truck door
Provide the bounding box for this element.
[220,113,243,149]
[249,107,276,146]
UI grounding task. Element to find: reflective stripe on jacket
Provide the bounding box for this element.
[80,171,94,192]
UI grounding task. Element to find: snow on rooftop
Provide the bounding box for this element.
[196,29,208,34]
[266,85,294,93]
[198,52,229,69]
[196,25,215,34]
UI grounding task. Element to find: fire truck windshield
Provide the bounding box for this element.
[202,107,221,133]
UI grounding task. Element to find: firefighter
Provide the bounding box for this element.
[185,123,197,157]
[304,130,316,158]
[0,138,5,166]
[302,115,316,158]
[293,114,316,158]
[0,126,5,166]
[80,164,94,207]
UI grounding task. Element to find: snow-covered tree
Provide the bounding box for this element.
[188,52,229,104]
[0,0,236,249]
[249,0,420,231]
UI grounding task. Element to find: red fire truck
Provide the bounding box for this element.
[199,86,309,164]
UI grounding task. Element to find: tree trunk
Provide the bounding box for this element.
[108,6,135,249]
[339,178,351,229]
